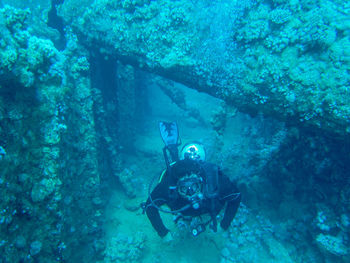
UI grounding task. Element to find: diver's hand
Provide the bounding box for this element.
[162,232,173,243]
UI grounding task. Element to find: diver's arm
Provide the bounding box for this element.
[145,182,170,237]
[219,173,241,230]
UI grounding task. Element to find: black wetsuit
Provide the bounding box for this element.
[145,159,241,237]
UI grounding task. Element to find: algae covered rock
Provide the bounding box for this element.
[0,3,104,263]
[14,235,26,249]
[118,165,144,198]
[102,232,146,263]
[29,240,42,256]
[316,233,349,257]
[31,178,57,202]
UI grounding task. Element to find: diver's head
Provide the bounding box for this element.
[180,142,206,162]
[177,173,203,201]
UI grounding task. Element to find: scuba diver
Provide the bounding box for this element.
[142,122,241,239]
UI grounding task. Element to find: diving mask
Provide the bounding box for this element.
[177,173,203,200]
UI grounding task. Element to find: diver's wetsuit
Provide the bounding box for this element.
[145,159,241,237]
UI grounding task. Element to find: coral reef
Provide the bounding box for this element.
[101,232,146,263]
[258,129,350,263]
[221,204,296,263]
[0,5,67,262]
[59,0,350,139]
[0,5,104,262]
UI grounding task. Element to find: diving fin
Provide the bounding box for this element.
[159,121,179,146]
[159,121,181,163]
